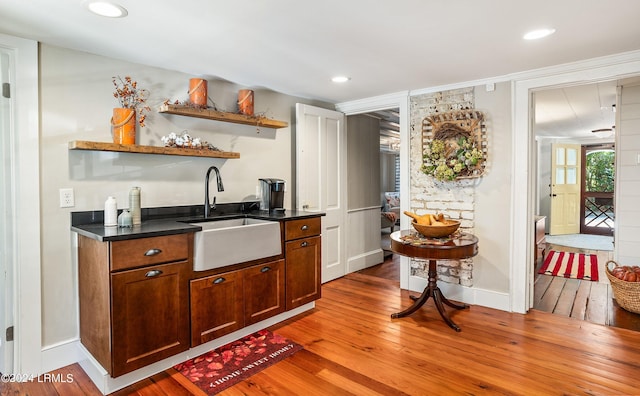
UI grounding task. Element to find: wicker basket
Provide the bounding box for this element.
[605,260,640,314]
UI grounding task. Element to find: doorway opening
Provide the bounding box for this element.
[531,82,638,331]
[581,143,615,236]
[377,109,400,259]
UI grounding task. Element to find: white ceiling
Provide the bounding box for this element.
[534,81,617,139]
[2,0,639,138]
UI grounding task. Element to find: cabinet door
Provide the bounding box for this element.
[244,260,285,325]
[111,261,190,377]
[285,236,321,310]
[190,270,244,347]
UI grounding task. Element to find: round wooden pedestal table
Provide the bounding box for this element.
[390,230,478,332]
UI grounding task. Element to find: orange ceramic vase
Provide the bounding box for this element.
[189,78,208,107]
[237,89,254,115]
[111,108,136,145]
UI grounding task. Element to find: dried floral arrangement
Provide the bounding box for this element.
[112,76,151,127]
[162,98,271,134]
[421,110,487,181]
[163,98,213,111]
[161,131,221,151]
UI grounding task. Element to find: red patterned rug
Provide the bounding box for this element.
[538,250,599,281]
[173,330,302,394]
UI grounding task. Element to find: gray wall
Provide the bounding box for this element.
[347,114,380,209]
[380,152,397,193]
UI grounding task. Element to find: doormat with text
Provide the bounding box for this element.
[172,329,303,394]
[538,250,599,281]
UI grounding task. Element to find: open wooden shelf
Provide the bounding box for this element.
[158,104,289,129]
[68,140,240,159]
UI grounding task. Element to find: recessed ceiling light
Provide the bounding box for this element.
[331,76,351,83]
[84,1,128,18]
[523,28,556,40]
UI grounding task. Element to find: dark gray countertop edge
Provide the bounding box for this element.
[71,203,325,242]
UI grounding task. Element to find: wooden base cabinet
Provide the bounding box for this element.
[190,259,285,347]
[111,261,190,376]
[78,234,191,377]
[244,260,286,325]
[284,218,322,310]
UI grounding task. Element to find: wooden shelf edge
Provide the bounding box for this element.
[68,140,240,159]
[158,104,289,129]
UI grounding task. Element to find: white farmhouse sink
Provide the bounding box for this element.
[191,218,281,271]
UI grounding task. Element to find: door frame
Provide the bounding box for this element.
[0,33,42,375]
[513,53,640,313]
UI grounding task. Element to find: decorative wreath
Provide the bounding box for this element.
[421,111,487,181]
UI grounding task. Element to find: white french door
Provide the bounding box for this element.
[295,104,346,283]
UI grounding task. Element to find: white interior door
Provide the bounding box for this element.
[295,104,346,283]
[549,143,581,235]
[0,47,14,374]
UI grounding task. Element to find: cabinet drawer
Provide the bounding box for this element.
[110,234,189,271]
[284,217,321,241]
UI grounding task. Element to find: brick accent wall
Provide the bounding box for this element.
[409,88,476,287]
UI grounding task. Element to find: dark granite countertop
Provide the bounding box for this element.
[71,202,324,242]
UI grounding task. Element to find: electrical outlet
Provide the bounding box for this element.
[59,188,75,208]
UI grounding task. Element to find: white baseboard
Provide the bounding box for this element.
[408,275,510,311]
[48,302,314,395]
[41,338,85,374]
[347,249,384,273]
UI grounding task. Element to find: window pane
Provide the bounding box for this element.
[556,168,565,184]
[556,148,565,165]
[567,148,577,166]
[567,167,577,184]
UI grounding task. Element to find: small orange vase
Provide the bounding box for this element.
[237,89,254,116]
[111,108,136,145]
[189,78,208,107]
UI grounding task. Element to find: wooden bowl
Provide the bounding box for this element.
[412,219,460,238]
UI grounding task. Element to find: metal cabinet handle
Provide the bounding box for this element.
[301,225,308,231]
[145,270,163,277]
[261,266,271,273]
[144,248,162,256]
[213,277,226,284]
[301,241,308,247]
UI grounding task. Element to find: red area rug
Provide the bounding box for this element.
[538,250,599,281]
[173,330,302,394]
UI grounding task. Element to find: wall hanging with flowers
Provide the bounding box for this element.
[421,110,487,181]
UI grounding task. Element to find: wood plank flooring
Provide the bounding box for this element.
[533,244,640,332]
[4,254,640,395]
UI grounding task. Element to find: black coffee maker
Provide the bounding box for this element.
[259,178,286,212]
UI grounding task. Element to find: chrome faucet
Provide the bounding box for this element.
[204,166,224,217]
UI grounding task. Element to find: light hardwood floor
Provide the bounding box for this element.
[4,258,640,395]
